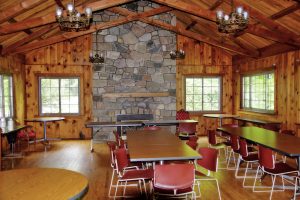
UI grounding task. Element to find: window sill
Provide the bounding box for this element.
[238,109,277,116]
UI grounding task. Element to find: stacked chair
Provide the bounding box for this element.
[176,109,196,139]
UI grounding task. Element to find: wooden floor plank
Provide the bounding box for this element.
[1,138,297,200]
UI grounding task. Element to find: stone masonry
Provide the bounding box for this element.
[91,1,177,139]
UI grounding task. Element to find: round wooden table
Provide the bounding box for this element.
[0,168,88,200]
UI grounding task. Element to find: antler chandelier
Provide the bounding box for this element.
[216,0,249,34]
[56,0,92,31]
[89,29,104,65]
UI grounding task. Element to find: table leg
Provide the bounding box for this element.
[43,121,47,143]
[219,118,222,127]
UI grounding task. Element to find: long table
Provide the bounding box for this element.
[217,126,300,171]
[126,129,201,164]
[143,119,198,126]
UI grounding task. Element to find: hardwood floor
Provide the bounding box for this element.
[1,138,297,200]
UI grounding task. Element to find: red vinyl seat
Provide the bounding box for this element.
[253,145,299,199]
[113,148,153,198]
[195,147,221,200]
[16,128,36,151]
[153,163,195,199]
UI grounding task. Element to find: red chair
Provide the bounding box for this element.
[17,128,36,151]
[153,163,196,199]
[107,142,118,198]
[280,129,296,136]
[253,145,299,199]
[186,140,197,150]
[195,147,221,200]
[189,135,198,142]
[235,139,259,186]
[207,130,229,167]
[113,131,126,149]
[143,126,161,131]
[113,148,153,198]
[176,109,197,139]
[263,124,280,132]
[226,135,240,169]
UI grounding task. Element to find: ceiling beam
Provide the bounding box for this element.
[231,0,299,41]
[152,0,215,21]
[110,7,253,57]
[0,0,48,24]
[54,0,65,9]
[210,0,224,10]
[258,43,298,58]
[0,0,134,35]
[2,24,58,55]
[270,2,300,20]
[12,6,171,54]
[185,21,197,30]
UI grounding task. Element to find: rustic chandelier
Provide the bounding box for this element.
[55,0,92,32]
[170,49,185,60]
[89,29,104,65]
[216,0,249,34]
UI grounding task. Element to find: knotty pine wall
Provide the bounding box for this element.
[233,50,300,136]
[24,35,93,139]
[0,54,25,123]
[176,35,233,135]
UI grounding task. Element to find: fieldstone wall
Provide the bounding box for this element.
[91,1,177,138]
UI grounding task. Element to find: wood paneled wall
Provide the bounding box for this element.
[25,35,93,139]
[0,54,25,123]
[176,35,233,135]
[233,50,300,136]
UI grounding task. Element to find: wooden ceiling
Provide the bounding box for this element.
[0,0,299,59]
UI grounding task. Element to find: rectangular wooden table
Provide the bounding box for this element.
[126,129,201,164]
[203,114,238,126]
[217,126,300,171]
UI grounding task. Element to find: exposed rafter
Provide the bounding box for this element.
[0,0,135,35]
[210,0,224,10]
[54,0,65,9]
[152,0,215,21]
[270,2,300,19]
[185,21,197,30]
[109,7,254,57]
[0,0,48,24]
[12,6,172,54]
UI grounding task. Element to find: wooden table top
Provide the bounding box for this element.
[143,119,198,126]
[233,117,281,125]
[203,114,238,119]
[0,168,88,200]
[0,124,29,135]
[85,121,143,128]
[126,129,201,162]
[25,117,65,123]
[217,126,300,157]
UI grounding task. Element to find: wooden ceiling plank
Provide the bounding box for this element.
[0,0,134,35]
[2,24,58,55]
[232,0,299,40]
[229,36,260,56]
[152,0,215,21]
[0,0,48,24]
[110,7,253,57]
[12,6,171,54]
[54,0,65,9]
[270,2,300,20]
[210,0,224,10]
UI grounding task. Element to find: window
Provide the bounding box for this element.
[241,71,275,112]
[0,74,14,118]
[185,76,222,112]
[39,77,80,115]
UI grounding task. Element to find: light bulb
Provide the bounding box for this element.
[216,10,223,19]
[224,15,229,21]
[243,11,248,19]
[236,6,243,14]
[67,3,74,12]
[76,12,81,18]
[85,7,92,17]
[56,7,62,17]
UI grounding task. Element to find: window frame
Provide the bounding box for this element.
[0,74,14,120]
[240,70,276,114]
[184,75,223,113]
[38,76,81,116]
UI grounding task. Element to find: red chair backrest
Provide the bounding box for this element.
[280,129,296,136]
[114,148,129,173]
[154,164,194,190]
[230,135,239,151]
[186,140,197,150]
[263,124,279,132]
[144,126,161,131]
[176,109,190,120]
[189,136,198,142]
[197,147,218,172]
[207,130,217,145]
[239,139,249,157]
[178,123,196,134]
[258,145,275,169]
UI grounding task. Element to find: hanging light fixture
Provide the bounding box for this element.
[170,49,185,60]
[89,29,105,65]
[55,0,92,32]
[216,0,249,34]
